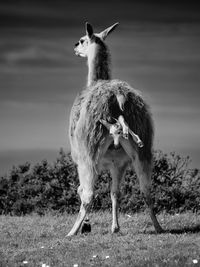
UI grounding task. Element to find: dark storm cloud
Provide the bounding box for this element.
[1,0,200,28]
[1,0,199,72]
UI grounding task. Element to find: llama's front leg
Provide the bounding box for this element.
[110,163,127,233]
[67,163,94,236]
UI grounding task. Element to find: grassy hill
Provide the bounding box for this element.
[0,150,200,266]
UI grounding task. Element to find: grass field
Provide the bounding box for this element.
[0,212,200,267]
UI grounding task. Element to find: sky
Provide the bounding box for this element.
[0,0,200,174]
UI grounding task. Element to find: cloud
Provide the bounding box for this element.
[4,46,63,68]
[1,39,75,69]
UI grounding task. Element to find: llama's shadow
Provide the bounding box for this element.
[167,224,200,234]
[145,223,200,235]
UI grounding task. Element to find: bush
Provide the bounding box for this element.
[0,149,199,215]
[152,151,200,213]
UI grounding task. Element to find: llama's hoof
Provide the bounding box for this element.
[111,225,120,234]
[67,228,79,237]
[66,233,73,238]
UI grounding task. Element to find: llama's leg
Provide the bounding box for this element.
[133,156,163,233]
[109,163,127,233]
[67,162,95,236]
[120,138,163,233]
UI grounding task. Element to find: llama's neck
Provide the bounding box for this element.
[87,41,111,87]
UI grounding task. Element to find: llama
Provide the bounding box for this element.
[67,22,163,236]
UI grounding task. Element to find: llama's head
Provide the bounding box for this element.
[74,22,119,58]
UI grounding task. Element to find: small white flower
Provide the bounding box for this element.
[23,261,28,264]
[93,255,97,258]
[41,246,44,249]
[73,264,78,267]
[193,259,198,264]
[105,255,110,259]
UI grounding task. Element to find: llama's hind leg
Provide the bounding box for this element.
[133,157,163,233]
[109,162,128,233]
[67,162,95,236]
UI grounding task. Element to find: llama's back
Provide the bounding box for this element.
[69,79,154,163]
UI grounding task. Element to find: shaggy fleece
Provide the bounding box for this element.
[69,79,154,163]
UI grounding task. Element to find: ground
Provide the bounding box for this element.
[0,212,200,267]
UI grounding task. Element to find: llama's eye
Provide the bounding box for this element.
[80,39,84,44]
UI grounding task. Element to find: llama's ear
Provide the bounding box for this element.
[98,22,119,40]
[85,22,94,39]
